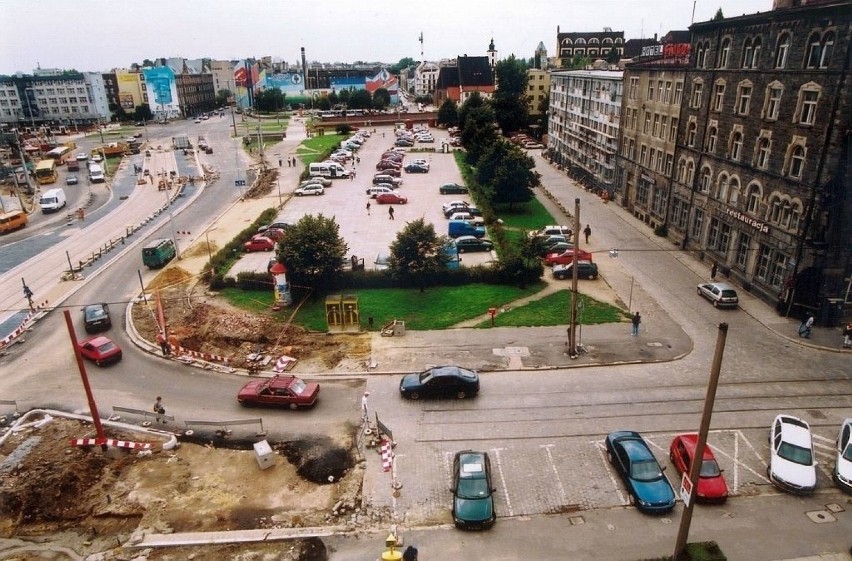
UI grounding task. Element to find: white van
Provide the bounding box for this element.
[309,161,350,179]
[89,164,105,183]
[39,188,67,213]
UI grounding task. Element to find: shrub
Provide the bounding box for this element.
[654,223,669,237]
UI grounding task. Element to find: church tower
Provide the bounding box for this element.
[487,38,497,68]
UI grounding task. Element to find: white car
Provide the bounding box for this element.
[442,200,470,213]
[295,184,324,196]
[300,177,331,188]
[366,186,396,198]
[75,152,88,161]
[768,414,818,494]
[835,418,852,493]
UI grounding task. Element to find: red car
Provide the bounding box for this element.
[262,228,287,242]
[544,247,593,266]
[376,193,408,204]
[78,335,123,366]
[244,235,275,252]
[376,160,402,171]
[237,375,320,409]
[669,434,729,503]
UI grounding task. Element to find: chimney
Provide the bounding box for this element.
[301,47,307,88]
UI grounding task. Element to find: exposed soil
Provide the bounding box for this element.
[130,265,372,372]
[0,414,371,560]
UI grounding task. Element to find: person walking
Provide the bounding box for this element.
[710,263,718,281]
[361,391,370,421]
[366,201,371,215]
[631,312,641,336]
[388,206,395,220]
[153,396,166,424]
[156,331,170,356]
[583,224,592,244]
[843,322,852,348]
[798,313,814,338]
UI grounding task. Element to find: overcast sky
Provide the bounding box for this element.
[0,0,772,74]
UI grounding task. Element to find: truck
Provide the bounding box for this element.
[142,238,176,269]
[92,142,130,158]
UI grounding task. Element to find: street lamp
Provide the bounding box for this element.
[204,227,217,263]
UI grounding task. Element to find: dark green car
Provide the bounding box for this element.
[451,450,496,530]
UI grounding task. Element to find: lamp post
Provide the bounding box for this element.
[204,227,217,263]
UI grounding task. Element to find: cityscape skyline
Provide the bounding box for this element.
[0,0,772,74]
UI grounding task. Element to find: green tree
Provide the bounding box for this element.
[216,89,232,107]
[388,218,450,293]
[390,57,416,75]
[437,99,459,127]
[460,104,498,165]
[133,104,153,122]
[491,55,530,134]
[326,91,339,108]
[457,91,486,131]
[253,88,286,113]
[348,89,373,110]
[569,53,590,69]
[276,214,348,295]
[478,140,539,210]
[606,49,621,65]
[373,88,391,110]
[337,89,351,106]
[713,8,724,20]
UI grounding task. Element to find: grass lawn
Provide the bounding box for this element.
[220,282,627,332]
[495,196,555,232]
[296,134,347,165]
[474,289,629,328]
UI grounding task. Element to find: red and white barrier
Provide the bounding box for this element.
[0,301,49,351]
[70,437,152,450]
[381,438,393,472]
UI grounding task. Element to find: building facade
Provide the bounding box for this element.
[670,0,851,320]
[556,28,625,67]
[175,72,216,117]
[0,72,106,127]
[414,61,440,97]
[548,70,623,192]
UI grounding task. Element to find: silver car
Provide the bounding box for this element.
[697,282,739,308]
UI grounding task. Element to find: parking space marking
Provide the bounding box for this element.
[591,440,627,506]
[733,431,740,493]
[813,435,835,477]
[491,447,514,517]
[540,444,567,504]
[707,434,769,484]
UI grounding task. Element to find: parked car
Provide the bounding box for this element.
[261,228,287,242]
[376,192,408,205]
[544,247,594,266]
[552,260,599,280]
[301,176,332,187]
[295,184,324,196]
[366,186,397,198]
[66,175,79,185]
[454,236,494,253]
[78,335,123,366]
[376,160,402,171]
[237,375,320,409]
[451,450,497,530]
[374,253,391,271]
[528,225,573,240]
[404,163,429,173]
[244,235,275,252]
[399,365,480,400]
[768,414,817,494]
[83,303,112,333]
[395,139,413,147]
[448,212,484,224]
[443,205,481,219]
[605,430,676,514]
[834,418,852,493]
[442,200,469,213]
[538,241,571,257]
[440,183,468,195]
[697,282,739,308]
[669,434,729,503]
[75,153,88,161]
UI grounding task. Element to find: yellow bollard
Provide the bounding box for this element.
[381,533,402,561]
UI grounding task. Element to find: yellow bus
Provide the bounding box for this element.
[35,159,58,185]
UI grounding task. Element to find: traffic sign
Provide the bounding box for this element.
[234,179,246,187]
[680,473,693,507]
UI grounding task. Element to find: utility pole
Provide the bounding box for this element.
[673,323,729,560]
[568,198,581,357]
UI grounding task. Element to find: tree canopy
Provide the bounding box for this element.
[372,88,391,110]
[388,218,451,292]
[253,88,286,112]
[460,104,498,165]
[276,214,348,294]
[437,99,459,127]
[477,140,539,210]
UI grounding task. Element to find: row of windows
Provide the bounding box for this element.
[694,30,835,71]
[628,78,684,105]
[4,105,92,115]
[690,79,820,126]
[560,37,623,45]
[624,108,679,142]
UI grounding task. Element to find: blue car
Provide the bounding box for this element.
[605,431,676,514]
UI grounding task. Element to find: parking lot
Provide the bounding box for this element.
[273,125,495,270]
[386,425,839,525]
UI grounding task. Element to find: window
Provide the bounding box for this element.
[691,208,704,240]
[695,43,707,68]
[707,126,718,153]
[769,252,787,288]
[664,81,672,103]
[669,118,678,142]
[661,116,668,139]
[637,180,649,205]
[649,148,658,171]
[742,38,755,69]
[690,81,703,109]
[718,38,731,68]
[700,166,712,192]
[629,77,639,100]
[644,112,651,133]
[788,145,805,178]
[756,244,771,280]
[648,80,655,100]
[653,114,660,137]
[756,137,771,169]
[746,182,763,213]
[665,153,674,175]
[728,177,741,206]
[789,202,802,231]
[736,83,752,115]
[716,173,729,201]
[707,218,720,249]
[752,37,762,68]
[798,88,819,125]
[640,144,648,166]
[712,82,726,112]
[673,82,683,105]
[686,160,695,184]
[718,223,732,254]
[651,185,667,215]
[735,233,751,269]
[730,132,743,161]
[820,32,835,68]
[775,33,790,68]
[628,138,636,159]
[765,84,782,120]
[806,33,822,68]
[687,122,697,146]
